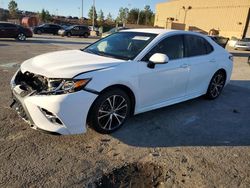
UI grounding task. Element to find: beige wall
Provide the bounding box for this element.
[155,0,250,38]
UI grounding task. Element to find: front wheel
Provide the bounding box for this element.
[67,32,71,37]
[206,71,226,99]
[89,89,131,134]
[83,32,89,38]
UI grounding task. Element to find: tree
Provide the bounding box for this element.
[128,8,139,24]
[143,5,154,25]
[39,9,51,22]
[0,9,10,21]
[8,0,18,19]
[88,6,97,23]
[106,13,113,22]
[98,9,104,24]
[117,7,129,26]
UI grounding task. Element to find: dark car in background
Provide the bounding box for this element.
[33,24,62,35]
[101,27,129,38]
[58,25,90,38]
[209,36,229,48]
[0,22,33,41]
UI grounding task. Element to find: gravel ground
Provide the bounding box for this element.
[0,35,250,187]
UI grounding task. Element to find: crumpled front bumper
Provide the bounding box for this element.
[11,84,97,135]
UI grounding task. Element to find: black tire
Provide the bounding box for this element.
[67,32,71,37]
[16,33,26,41]
[37,30,42,35]
[89,89,131,134]
[83,32,89,38]
[206,71,226,99]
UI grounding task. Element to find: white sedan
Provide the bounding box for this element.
[10,29,233,135]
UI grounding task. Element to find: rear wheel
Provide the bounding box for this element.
[83,32,89,38]
[37,30,42,35]
[16,33,26,41]
[206,71,226,99]
[89,89,131,134]
[67,32,71,37]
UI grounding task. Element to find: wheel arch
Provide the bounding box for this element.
[87,84,136,124]
[216,68,227,79]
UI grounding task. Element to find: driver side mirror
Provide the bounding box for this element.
[147,53,169,69]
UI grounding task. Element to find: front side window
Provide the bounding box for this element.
[142,35,184,61]
[185,35,213,57]
[83,32,157,60]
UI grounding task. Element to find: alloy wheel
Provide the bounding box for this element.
[209,73,225,98]
[17,33,26,41]
[97,95,128,131]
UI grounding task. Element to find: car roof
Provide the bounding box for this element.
[121,28,175,34]
[0,22,16,24]
[121,28,210,38]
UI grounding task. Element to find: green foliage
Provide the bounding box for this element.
[39,9,52,22]
[118,5,154,26]
[127,8,139,24]
[88,6,97,22]
[116,7,129,25]
[0,10,9,21]
[106,13,113,22]
[8,0,18,19]
[98,9,104,24]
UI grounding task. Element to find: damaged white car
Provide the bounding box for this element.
[10,29,233,135]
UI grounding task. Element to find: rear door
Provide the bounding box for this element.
[184,34,217,95]
[72,26,80,36]
[0,23,7,37]
[2,23,19,38]
[80,26,87,35]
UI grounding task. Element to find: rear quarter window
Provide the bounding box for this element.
[185,35,213,57]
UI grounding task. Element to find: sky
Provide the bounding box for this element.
[0,0,166,18]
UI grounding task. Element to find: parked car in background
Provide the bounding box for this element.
[208,36,229,48]
[234,38,250,50]
[228,36,239,48]
[0,22,33,41]
[33,24,62,35]
[58,25,90,38]
[101,27,129,38]
[10,29,233,135]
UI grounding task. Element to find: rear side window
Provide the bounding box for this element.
[184,35,213,57]
[80,26,88,30]
[1,23,16,28]
[142,35,184,61]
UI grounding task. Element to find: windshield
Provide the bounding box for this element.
[83,32,157,60]
[66,25,75,30]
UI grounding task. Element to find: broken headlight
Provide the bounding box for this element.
[40,78,91,95]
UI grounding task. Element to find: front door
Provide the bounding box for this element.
[138,35,190,108]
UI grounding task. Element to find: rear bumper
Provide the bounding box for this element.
[11,84,97,135]
[235,45,250,50]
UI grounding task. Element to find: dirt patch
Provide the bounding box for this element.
[94,162,164,188]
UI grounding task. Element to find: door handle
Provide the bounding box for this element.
[180,64,189,68]
[209,59,216,63]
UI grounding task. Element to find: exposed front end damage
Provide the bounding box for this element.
[10,69,97,135]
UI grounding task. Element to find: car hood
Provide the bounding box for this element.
[21,50,124,78]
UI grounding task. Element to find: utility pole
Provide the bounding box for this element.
[182,6,192,24]
[81,0,83,19]
[137,9,140,25]
[92,0,95,28]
